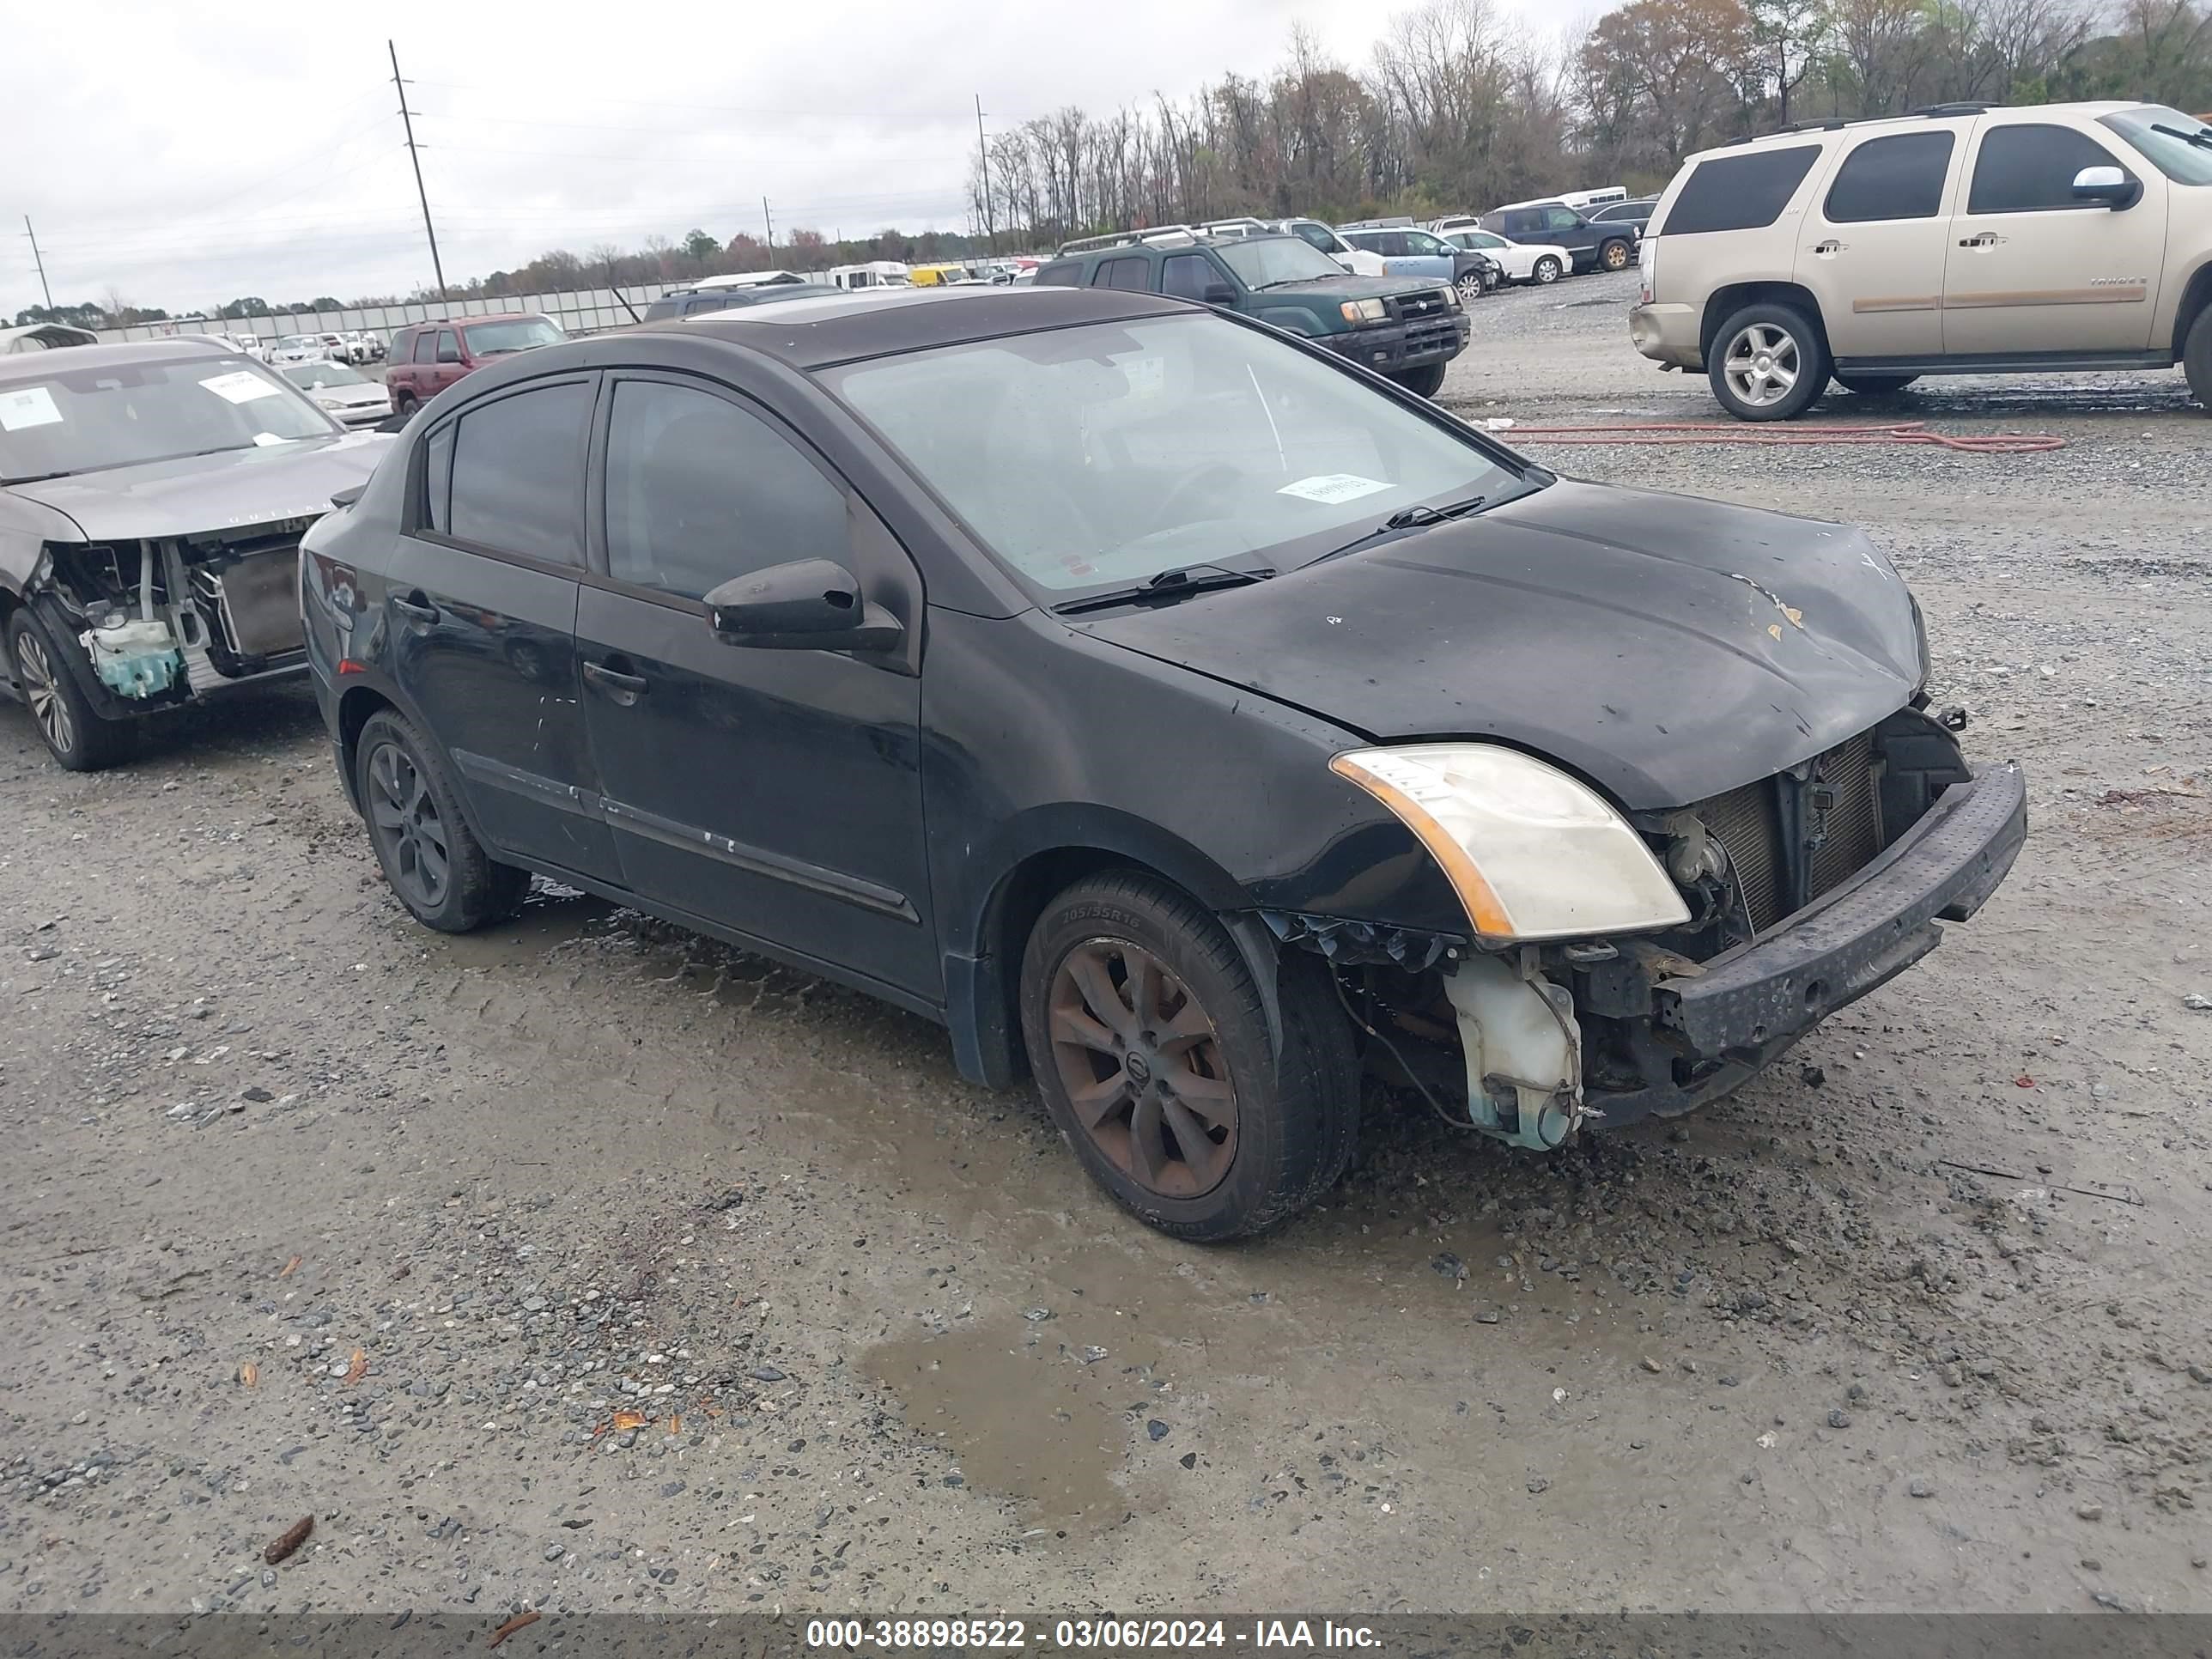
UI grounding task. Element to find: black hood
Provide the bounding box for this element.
[1072,478,1923,811]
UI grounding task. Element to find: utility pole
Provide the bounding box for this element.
[762,198,774,253]
[975,95,995,255]
[22,216,54,312]
[389,40,448,302]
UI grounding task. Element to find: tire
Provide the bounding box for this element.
[1598,238,1632,272]
[1834,373,1918,396]
[1532,256,1563,286]
[1455,271,1486,307]
[7,608,135,772]
[354,709,530,933]
[392,391,418,419]
[2185,307,2212,413]
[1707,301,1830,422]
[1391,362,1448,398]
[1019,872,1359,1242]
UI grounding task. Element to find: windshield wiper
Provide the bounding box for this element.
[1054,562,1274,616]
[2151,121,2212,151]
[1251,277,1319,291]
[1312,494,1491,564]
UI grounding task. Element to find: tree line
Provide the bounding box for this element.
[20,0,2209,329]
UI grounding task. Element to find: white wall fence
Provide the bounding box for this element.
[93,285,683,349]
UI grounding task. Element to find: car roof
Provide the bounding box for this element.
[0,336,229,387]
[1701,100,2144,160]
[642,285,1188,369]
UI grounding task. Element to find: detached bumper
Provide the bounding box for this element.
[1595,762,2027,1123]
[1628,302,1702,369]
[1327,313,1471,374]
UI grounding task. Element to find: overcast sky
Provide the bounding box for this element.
[3,0,1583,320]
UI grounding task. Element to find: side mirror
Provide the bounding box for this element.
[436,346,461,364]
[1201,282,1237,306]
[2072,165,2141,209]
[705,558,904,653]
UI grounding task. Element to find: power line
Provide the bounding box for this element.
[392,39,448,303]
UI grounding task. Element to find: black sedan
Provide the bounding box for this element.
[301,286,2025,1241]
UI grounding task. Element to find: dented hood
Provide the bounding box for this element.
[9,431,393,543]
[1071,478,1924,811]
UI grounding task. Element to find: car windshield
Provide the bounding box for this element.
[823,313,1526,597]
[461,318,563,356]
[2101,106,2212,185]
[1213,237,1346,289]
[282,361,368,389]
[0,356,335,482]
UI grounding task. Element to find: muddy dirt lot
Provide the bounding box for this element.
[4,273,2209,1620]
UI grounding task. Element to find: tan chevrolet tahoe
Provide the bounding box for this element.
[1630,102,2212,420]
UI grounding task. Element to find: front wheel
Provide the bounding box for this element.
[1708,302,1830,422]
[7,609,135,772]
[355,710,530,933]
[1599,238,1632,272]
[1019,872,1358,1241]
[1531,256,1563,286]
[2184,307,2211,413]
[1390,362,1448,398]
[1455,272,1486,307]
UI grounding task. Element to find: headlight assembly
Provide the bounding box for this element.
[1330,744,1690,943]
[1339,298,1388,323]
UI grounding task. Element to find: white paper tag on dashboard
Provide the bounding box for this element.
[0,386,63,430]
[201,370,284,404]
[1277,473,1390,505]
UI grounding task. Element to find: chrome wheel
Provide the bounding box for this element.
[1047,938,1238,1200]
[365,739,450,909]
[1723,323,1802,410]
[14,627,74,758]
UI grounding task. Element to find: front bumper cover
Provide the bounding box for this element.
[1595,761,2027,1123]
[1325,313,1472,374]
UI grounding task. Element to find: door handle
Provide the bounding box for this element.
[582,659,647,705]
[1958,232,2008,249]
[1812,240,1847,256]
[392,592,439,623]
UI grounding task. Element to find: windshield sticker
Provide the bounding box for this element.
[201,370,284,405]
[250,433,289,447]
[0,386,64,431]
[1278,473,1391,506]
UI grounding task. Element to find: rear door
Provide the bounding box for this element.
[1797,124,1969,361]
[387,374,618,880]
[574,371,936,999]
[1942,117,2170,353]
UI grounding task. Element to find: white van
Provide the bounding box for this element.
[825,261,911,290]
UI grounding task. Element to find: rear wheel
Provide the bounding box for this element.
[1532,255,1563,286]
[1020,872,1358,1241]
[355,710,530,933]
[7,609,135,772]
[2185,307,2212,414]
[1708,302,1829,422]
[1835,372,1918,396]
[1390,362,1448,398]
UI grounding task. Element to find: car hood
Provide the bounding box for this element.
[1070,478,1923,811]
[9,431,393,542]
[1258,274,1448,303]
[305,381,390,407]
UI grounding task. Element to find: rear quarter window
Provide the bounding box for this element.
[1033,261,1080,287]
[1656,144,1824,235]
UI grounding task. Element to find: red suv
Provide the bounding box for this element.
[385,313,565,415]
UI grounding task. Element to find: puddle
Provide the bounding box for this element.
[864,1324,1130,1535]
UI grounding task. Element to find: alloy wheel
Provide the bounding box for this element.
[1455,273,1485,305]
[365,739,451,908]
[1723,323,1802,410]
[14,629,74,757]
[1047,938,1238,1200]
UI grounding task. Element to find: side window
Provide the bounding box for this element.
[603,380,846,602]
[1373,232,1409,258]
[1825,131,1956,222]
[444,381,592,565]
[1968,124,2130,214]
[1160,254,1217,301]
[1504,210,1540,236]
[1293,223,1335,252]
[1093,257,1151,292]
[410,331,437,365]
[1544,207,1583,231]
[422,424,453,533]
[435,329,460,363]
[1406,231,1447,256]
[1656,144,1823,234]
[1033,261,1080,287]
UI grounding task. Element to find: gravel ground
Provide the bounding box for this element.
[3,275,2209,1620]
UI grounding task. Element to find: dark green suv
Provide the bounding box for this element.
[1036,230,1470,396]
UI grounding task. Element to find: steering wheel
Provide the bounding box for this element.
[1149,464,1245,537]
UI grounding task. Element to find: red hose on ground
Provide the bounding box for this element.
[1497,420,2065,454]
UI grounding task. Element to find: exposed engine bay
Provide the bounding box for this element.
[32,521,311,708]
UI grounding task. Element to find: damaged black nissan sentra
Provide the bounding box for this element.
[301,286,2026,1240]
[1,339,390,769]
